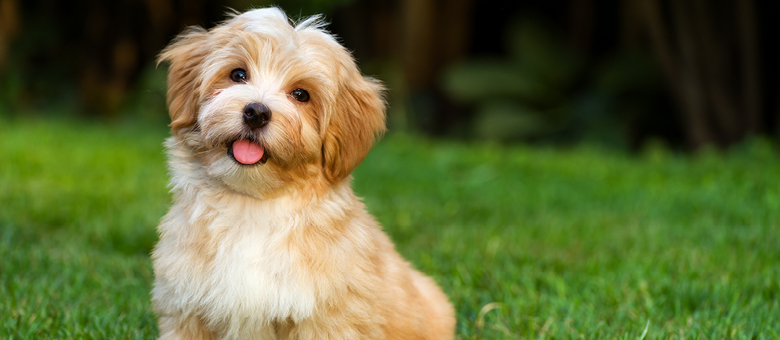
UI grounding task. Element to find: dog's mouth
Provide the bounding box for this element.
[227,138,269,165]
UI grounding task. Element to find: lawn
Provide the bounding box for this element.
[1,117,779,339]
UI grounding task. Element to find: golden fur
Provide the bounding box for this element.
[152,8,455,340]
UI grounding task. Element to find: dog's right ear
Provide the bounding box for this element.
[158,27,209,136]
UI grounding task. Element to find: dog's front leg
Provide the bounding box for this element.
[288,303,384,340]
[157,315,217,340]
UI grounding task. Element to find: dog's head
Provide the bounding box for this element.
[159,8,385,196]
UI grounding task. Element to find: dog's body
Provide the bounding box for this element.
[152,8,455,340]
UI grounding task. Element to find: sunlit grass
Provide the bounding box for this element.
[1,117,778,339]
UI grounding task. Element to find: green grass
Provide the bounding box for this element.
[1,117,779,339]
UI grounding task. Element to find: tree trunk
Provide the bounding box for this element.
[401,0,473,133]
[0,0,20,68]
[736,0,761,134]
[635,0,762,148]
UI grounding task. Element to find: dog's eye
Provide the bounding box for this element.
[229,68,248,83]
[290,89,310,102]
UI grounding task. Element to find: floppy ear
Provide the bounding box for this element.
[157,27,209,136]
[321,69,387,183]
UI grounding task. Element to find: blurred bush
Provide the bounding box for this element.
[443,16,669,148]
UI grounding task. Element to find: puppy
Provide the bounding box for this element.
[152,8,455,340]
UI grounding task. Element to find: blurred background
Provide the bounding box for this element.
[3,2,780,337]
[1,0,778,151]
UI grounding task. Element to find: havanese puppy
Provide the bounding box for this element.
[152,7,455,340]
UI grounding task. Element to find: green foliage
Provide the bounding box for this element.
[443,15,664,147]
[2,118,779,338]
[443,16,581,142]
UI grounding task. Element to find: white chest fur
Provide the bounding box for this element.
[204,211,317,321]
[152,190,324,336]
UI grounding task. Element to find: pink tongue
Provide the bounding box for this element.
[232,139,264,164]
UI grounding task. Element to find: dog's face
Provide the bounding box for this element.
[159,8,385,197]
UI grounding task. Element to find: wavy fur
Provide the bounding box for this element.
[153,7,455,340]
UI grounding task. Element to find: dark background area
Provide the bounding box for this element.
[1,0,777,151]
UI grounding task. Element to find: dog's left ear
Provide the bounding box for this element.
[321,65,386,183]
[158,27,209,137]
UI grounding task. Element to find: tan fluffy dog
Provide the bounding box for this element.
[152,8,455,340]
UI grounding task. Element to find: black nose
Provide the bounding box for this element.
[243,103,271,129]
